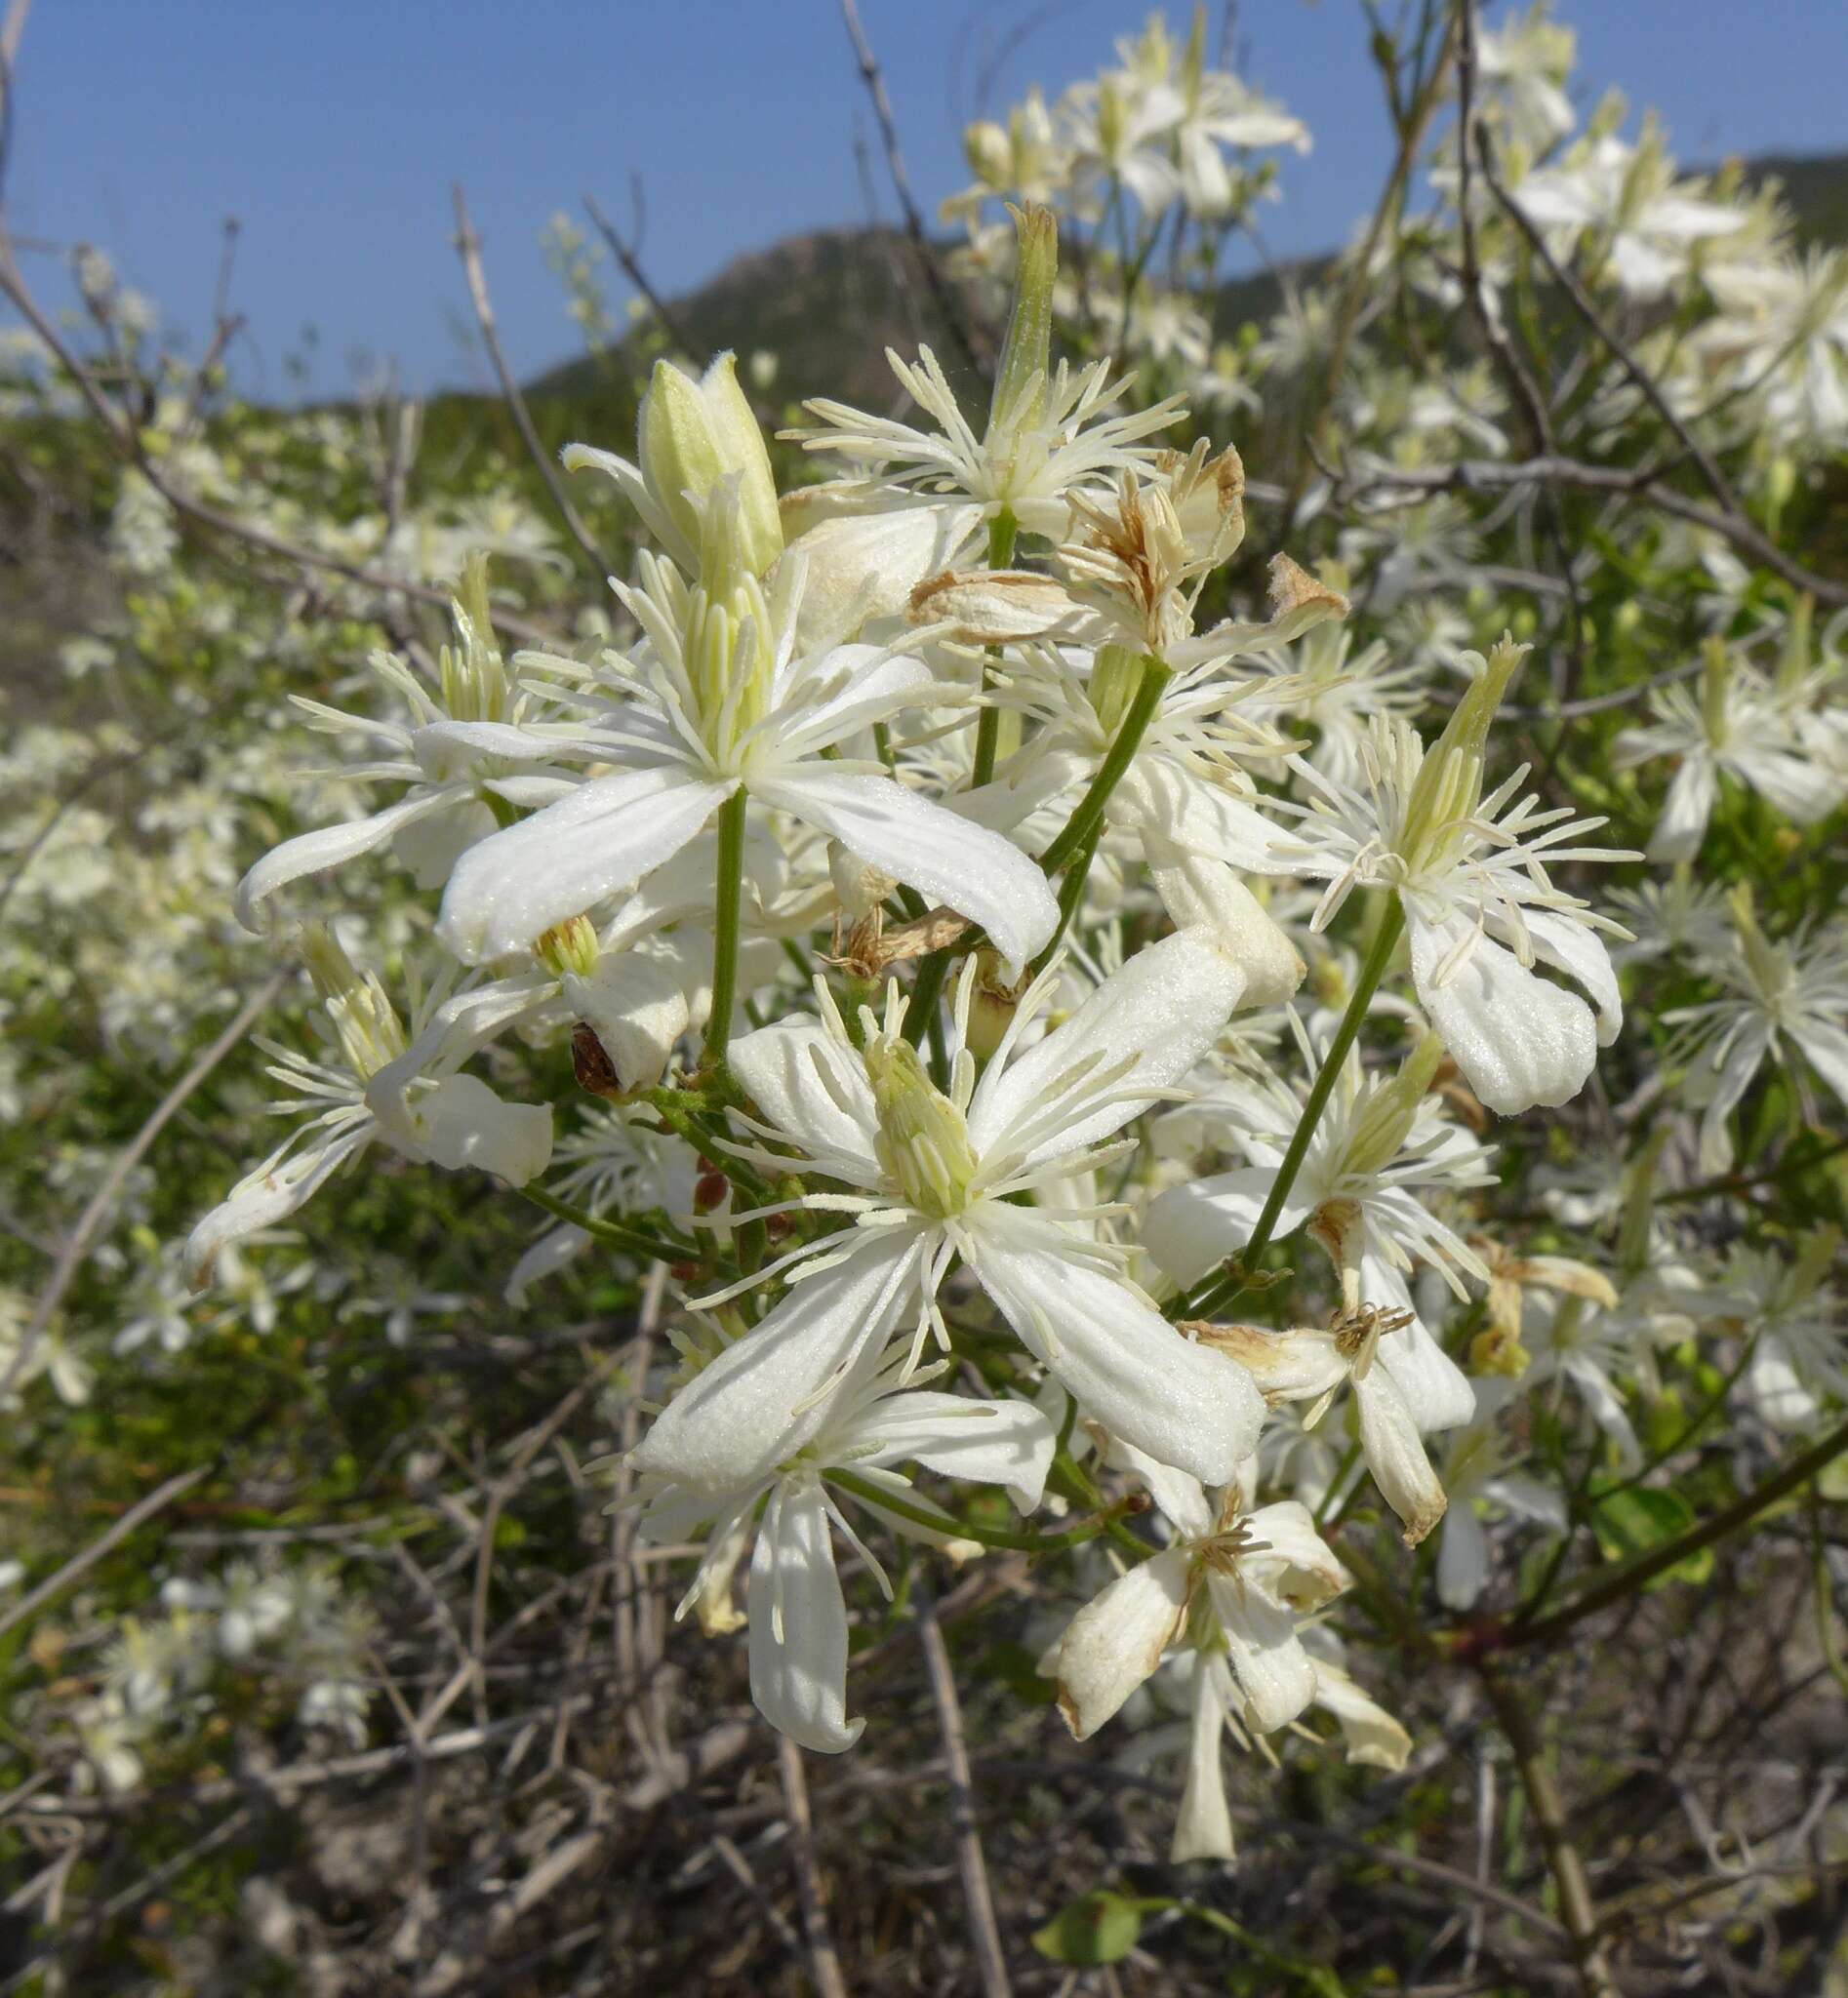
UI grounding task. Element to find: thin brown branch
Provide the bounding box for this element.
[918,1591,1012,1998]
[0,1462,213,1642]
[451,183,610,578]
[837,0,991,387]
[777,1735,851,1998]
[583,182,710,370]
[0,970,285,1402]
[1478,1666,1620,1998]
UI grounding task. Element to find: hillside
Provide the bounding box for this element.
[523,149,1848,416]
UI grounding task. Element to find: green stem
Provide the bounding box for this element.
[826,1469,1134,1555]
[970,508,1018,791]
[519,1184,694,1267]
[903,653,1170,1047]
[1032,818,1104,978]
[1039,655,1172,873]
[1176,898,1407,1322]
[702,786,748,1068]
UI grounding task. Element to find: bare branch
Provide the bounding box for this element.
[837,0,992,387]
[777,1736,851,1998]
[918,1591,1012,1998]
[583,182,710,370]
[451,182,612,579]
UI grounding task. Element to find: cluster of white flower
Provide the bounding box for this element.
[170,182,1674,1859]
[69,1561,372,1795]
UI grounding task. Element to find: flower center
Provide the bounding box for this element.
[863,1037,980,1219]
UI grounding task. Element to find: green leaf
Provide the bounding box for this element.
[1588,1484,1711,1589]
[1031,1891,1144,1965]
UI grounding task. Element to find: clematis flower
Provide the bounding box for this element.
[1613,638,1841,861]
[632,1349,1055,1751]
[233,555,582,928]
[1724,1231,1847,1433]
[184,929,550,1286]
[435,486,1058,979]
[1667,893,1848,1173]
[1052,1438,1348,1742]
[782,210,1185,637]
[630,928,1268,1493]
[1143,1026,1489,1440]
[1264,637,1634,1114]
[1510,123,1746,302]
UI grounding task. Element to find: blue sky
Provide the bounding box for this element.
[6,2,1845,399]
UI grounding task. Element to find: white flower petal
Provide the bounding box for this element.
[963,1218,1265,1484]
[565,944,698,1094]
[727,1019,883,1186]
[1142,1168,1311,1291]
[1522,909,1623,1048]
[234,788,459,930]
[631,1229,927,1493]
[438,767,732,964]
[747,1483,864,1753]
[1171,1661,1236,1863]
[842,1391,1056,1510]
[1360,1253,1476,1432]
[1246,1498,1348,1609]
[1053,1547,1191,1739]
[1205,1568,1315,1733]
[1141,839,1306,1006]
[1313,1660,1412,1770]
[1407,905,1595,1115]
[1353,1366,1448,1546]
[1436,1502,1491,1609]
[184,1128,370,1287]
[752,769,1057,979]
[967,926,1247,1167]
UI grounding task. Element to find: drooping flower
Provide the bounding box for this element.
[632,1349,1055,1751]
[1052,1438,1347,1741]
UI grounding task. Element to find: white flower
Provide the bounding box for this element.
[1727,1233,1846,1433]
[1511,126,1745,301]
[634,1350,1055,1751]
[1697,248,1848,447]
[436,510,1058,979]
[631,929,1268,1493]
[1614,642,1842,861]
[1052,1441,1347,1741]
[1475,3,1578,155]
[184,931,550,1286]
[1144,1027,1489,1439]
[1265,639,1632,1114]
[782,342,1183,633]
[1667,897,1848,1173]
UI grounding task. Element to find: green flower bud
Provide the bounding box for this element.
[987,204,1059,447]
[638,352,782,578]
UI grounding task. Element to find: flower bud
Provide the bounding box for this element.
[638,353,782,578]
[988,204,1058,444]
